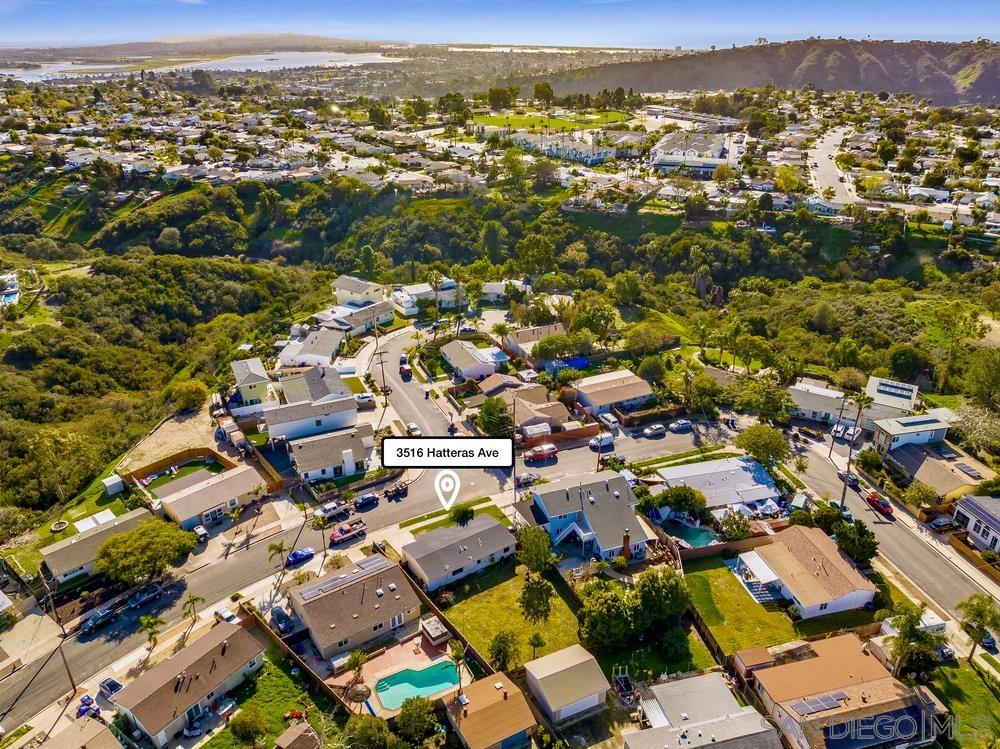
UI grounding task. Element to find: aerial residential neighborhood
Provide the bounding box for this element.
[0,6,999,749]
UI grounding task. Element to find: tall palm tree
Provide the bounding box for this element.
[876,602,947,676]
[426,270,444,336]
[268,539,290,567]
[449,639,467,695]
[181,593,204,633]
[839,392,874,508]
[139,615,165,652]
[491,321,511,339]
[956,593,1000,661]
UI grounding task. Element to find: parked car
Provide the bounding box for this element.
[399,354,408,365]
[354,492,379,510]
[270,606,294,635]
[669,419,693,433]
[384,484,408,500]
[865,492,894,516]
[214,608,238,624]
[515,472,541,488]
[81,607,117,635]
[399,364,412,379]
[981,632,997,652]
[314,500,350,521]
[99,677,124,700]
[355,393,375,406]
[829,500,854,522]
[523,443,558,462]
[330,519,367,545]
[285,547,315,567]
[934,645,956,661]
[830,423,847,439]
[406,422,422,436]
[459,325,476,334]
[126,584,162,610]
[642,423,666,438]
[598,413,620,431]
[837,470,860,489]
[193,524,209,543]
[589,432,615,449]
[844,426,862,442]
[930,516,957,533]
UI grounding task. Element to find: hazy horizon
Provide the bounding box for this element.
[0,0,997,49]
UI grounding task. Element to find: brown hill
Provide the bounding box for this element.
[519,39,1000,104]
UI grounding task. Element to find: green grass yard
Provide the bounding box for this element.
[146,459,224,494]
[930,661,1000,748]
[595,627,716,680]
[399,498,492,528]
[473,109,628,131]
[412,505,511,535]
[342,376,367,394]
[445,560,580,666]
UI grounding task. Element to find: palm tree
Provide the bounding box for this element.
[139,615,165,652]
[956,593,1000,661]
[268,539,290,567]
[426,270,444,336]
[491,322,512,338]
[528,632,546,659]
[346,649,367,690]
[876,602,947,676]
[181,593,204,633]
[448,639,467,694]
[839,392,874,508]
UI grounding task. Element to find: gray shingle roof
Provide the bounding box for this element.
[278,366,349,405]
[288,424,374,474]
[265,396,357,429]
[231,358,268,386]
[524,644,610,711]
[402,515,514,582]
[41,508,153,578]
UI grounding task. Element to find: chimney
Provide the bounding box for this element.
[622,530,631,562]
[503,690,508,700]
[221,640,228,656]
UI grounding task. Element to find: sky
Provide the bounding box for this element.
[0,0,997,49]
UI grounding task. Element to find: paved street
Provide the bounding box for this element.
[808,126,856,203]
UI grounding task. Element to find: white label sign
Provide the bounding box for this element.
[382,437,514,469]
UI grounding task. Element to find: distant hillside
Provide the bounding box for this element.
[519,39,1000,104]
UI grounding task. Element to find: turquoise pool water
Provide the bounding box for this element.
[375,661,459,710]
[662,520,719,547]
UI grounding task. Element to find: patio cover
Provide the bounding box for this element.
[759,499,781,515]
[738,550,779,585]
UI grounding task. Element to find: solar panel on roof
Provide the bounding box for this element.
[830,692,848,700]
[956,463,984,479]
[790,701,814,716]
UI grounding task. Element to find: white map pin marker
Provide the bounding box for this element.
[434,469,461,511]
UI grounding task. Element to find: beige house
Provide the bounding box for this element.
[288,554,420,661]
[159,464,264,530]
[444,675,536,749]
[115,623,265,749]
[42,716,122,749]
[524,644,610,724]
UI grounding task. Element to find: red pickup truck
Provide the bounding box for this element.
[330,519,367,545]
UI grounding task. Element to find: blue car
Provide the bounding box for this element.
[285,547,315,567]
[982,633,997,652]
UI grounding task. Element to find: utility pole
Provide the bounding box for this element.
[372,350,388,394]
[40,574,76,692]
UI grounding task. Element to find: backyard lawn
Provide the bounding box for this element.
[684,557,907,654]
[445,560,580,665]
[595,625,716,681]
[146,459,224,494]
[930,661,1000,748]
[473,109,628,131]
[202,652,344,749]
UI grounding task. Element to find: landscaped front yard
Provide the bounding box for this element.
[201,652,344,749]
[684,556,908,654]
[444,560,580,665]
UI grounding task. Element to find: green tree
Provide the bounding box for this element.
[516,234,556,275]
[502,149,528,196]
[138,614,164,651]
[579,587,633,652]
[936,302,986,392]
[396,697,437,745]
[902,481,938,509]
[448,639,467,694]
[155,226,182,252]
[354,244,386,282]
[477,396,513,437]
[721,510,752,540]
[181,593,204,633]
[533,82,555,106]
[788,509,815,527]
[729,374,792,421]
[956,593,1000,661]
[171,379,208,411]
[95,520,197,585]
[516,526,556,573]
[834,519,879,566]
[812,505,844,535]
[346,649,367,687]
[479,220,508,263]
[876,602,947,676]
[632,567,689,634]
[518,572,555,624]
[965,348,1000,410]
[528,631,546,659]
[230,703,269,745]
[735,423,789,465]
[636,355,666,384]
[450,505,475,526]
[488,628,520,670]
[344,714,401,749]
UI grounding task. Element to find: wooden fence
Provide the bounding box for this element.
[678,534,774,562]
[119,447,238,483]
[949,531,1000,585]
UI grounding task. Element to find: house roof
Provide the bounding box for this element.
[159,464,263,521]
[115,623,264,736]
[41,508,153,578]
[264,396,357,429]
[648,672,744,726]
[788,381,847,414]
[295,329,346,361]
[274,721,321,749]
[278,366,349,405]
[42,716,122,749]
[401,515,513,583]
[445,675,536,749]
[655,457,780,509]
[754,526,876,608]
[479,373,522,396]
[886,444,994,497]
[958,495,1000,531]
[875,414,948,437]
[865,376,918,411]
[531,471,654,552]
[754,635,895,704]
[572,370,652,408]
[287,555,419,654]
[441,340,489,372]
[287,425,373,475]
[505,323,566,346]
[523,644,610,711]
[333,275,381,295]
[231,358,269,386]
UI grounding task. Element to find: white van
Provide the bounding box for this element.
[589,432,615,449]
[598,413,620,431]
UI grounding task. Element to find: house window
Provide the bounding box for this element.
[315,419,322,427]
[228,499,237,508]
[992,536,998,551]
[819,603,828,611]
[955,510,969,526]
[337,638,349,648]
[320,468,327,475]
[451,567,465,576]
[355,460,365,472]
[974,520,984,535]
[333,465,344,478]
[389,613,404,629]
[372,622,384,633]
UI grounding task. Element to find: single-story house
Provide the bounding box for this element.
[159,464,264,529]
[441,340,508,381]
[275,366,351,406]
[478,373,523,396]
[498,385,572,431]
[751,634,944,749]
[333,275,383,306]
[402,515,514,592]
[512,471,656,561]
[625,672,780,749]
[444,674,536,749]
[571,369,653,416]
[954,495,1000,552]
[274,722,320,749]
[654,456,781,518]
[231,358,271,406]
[277,328,346,369]
[737,526,877,619]
[42,716,122,749]
[114,623,265,749]
[390,278,459,316]
[264,397,358,442]
[502,324,566,364]
[40,508,153,584]
[523,644,611,724]
[288,554,420,661]
[882,443,995,500]
[287,424,375,482]
[788,380,847,424]
[872,414,949,454]
[482,279,530,303]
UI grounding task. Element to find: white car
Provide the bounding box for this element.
[668,419,693,433]
[844,426,861,442]
[643,424,666,437]
[831,423,847,438]
[214,608,238,624]
[406,423,422,436]
[589,432,614,449]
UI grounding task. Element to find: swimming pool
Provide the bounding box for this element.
[662,520,719,547]
[374,661,460,710]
